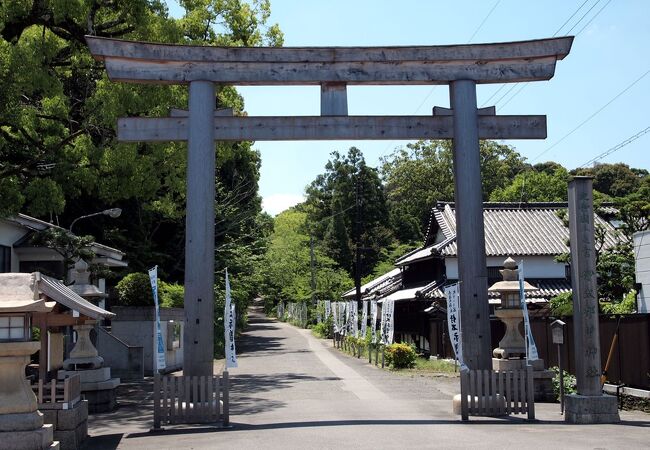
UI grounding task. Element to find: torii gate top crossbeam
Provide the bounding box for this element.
[86,36,573,85]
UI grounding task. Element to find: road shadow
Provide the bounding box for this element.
[230,372,341,415]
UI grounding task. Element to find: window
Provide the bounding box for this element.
[0,315,30,341]
[0,245,10,273]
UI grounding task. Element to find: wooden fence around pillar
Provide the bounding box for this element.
[153,372,229,429]
[459,366,535,421]
[32,374,81,410]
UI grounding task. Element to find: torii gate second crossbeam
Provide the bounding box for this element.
[87,36,573,378]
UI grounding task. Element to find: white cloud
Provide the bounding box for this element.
[262,194,305,216]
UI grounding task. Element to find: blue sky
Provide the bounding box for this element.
[166,1,650,215]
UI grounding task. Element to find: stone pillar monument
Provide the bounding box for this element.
[565,177,619,423]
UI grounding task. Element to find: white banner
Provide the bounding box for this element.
[148,266,166,372]
[325,301,331,320]
[444,283,463,367]
[371,300,378,343]
[351,301,359,337]
[385,300,395,344]
[519,261,539,361]
[332,302,339,332]
[361,300,368,338]
[379,301,387,343]
[224,269,238,369]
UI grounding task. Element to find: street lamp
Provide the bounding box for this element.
[69,208,122,233]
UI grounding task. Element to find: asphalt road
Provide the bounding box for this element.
[85,307,650,449]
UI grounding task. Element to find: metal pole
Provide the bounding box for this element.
[558,343,564,414]
[450,80,492,370]
[183,80,216,378]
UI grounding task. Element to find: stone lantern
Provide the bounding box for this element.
[0,273,58,449]
[488,257,537,370]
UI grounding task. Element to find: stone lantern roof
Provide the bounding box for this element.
[488,257,538,294]
[0,273,55,313]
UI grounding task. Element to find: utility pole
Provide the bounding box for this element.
[354,179,362,308]
[310,234,316,306]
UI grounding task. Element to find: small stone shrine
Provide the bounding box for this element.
[0,273,59,449]
[489,257,553,401]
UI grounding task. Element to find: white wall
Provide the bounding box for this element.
[634,231,650,313]
[0,221,28,272]
[445,255,566,279]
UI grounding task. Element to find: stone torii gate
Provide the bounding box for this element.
[87,36,573,378]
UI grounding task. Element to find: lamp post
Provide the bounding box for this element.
[69,208,122,234]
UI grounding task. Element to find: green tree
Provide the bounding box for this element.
[380,139,528,241]
[30,228,95,280]
[305,147,392,278]
[258,209,352,308]
[489,167,570,202]
[573,163,646,198]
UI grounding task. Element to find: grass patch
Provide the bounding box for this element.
[411,358,458,373]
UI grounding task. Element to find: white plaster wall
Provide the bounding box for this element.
[634,231,650,313]
[0,221,28,272]
[445,255,566,279]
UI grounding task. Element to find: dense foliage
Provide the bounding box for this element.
[115,272,184,308]
[0,1,283,356]
[385,343,418,369]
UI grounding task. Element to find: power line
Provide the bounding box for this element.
[564,0,603,35]
[498,83,528,110]
[497,0,611,110]
[579,126,650,168]
[574,0,611,36]
[466,0,501,44]
[481,84,507,107]
[552,0,591,36]
[530,68,650,163]
[382,0,502,157]
[491,0,591,111]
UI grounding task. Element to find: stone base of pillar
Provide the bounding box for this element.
[565,394,620,424]
[452,393,507,416]
[532,369,555,402]
[42,400,88,450]
[82,385,118,413]
[58,369,120,413]
[0,410,44,432]
[0,423,59,450]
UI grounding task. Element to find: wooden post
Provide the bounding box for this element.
[526,365,535,420]
[223,371,230,426]
[38,316,48,381]
[183,80,216,378]
[450,80,492,371]
[153,374,161,429]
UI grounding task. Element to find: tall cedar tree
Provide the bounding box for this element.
[305,147,392,278]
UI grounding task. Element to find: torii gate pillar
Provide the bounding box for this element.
[184,81,216,377]
[450,80,492,370]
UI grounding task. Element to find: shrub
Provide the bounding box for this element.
[550,366,576,401]
[115,273,153,306]
[312,317,333,338]
[600,289,637,314]
[160,281,184,307]
[550,292,573,316]
[385,343,417,369]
